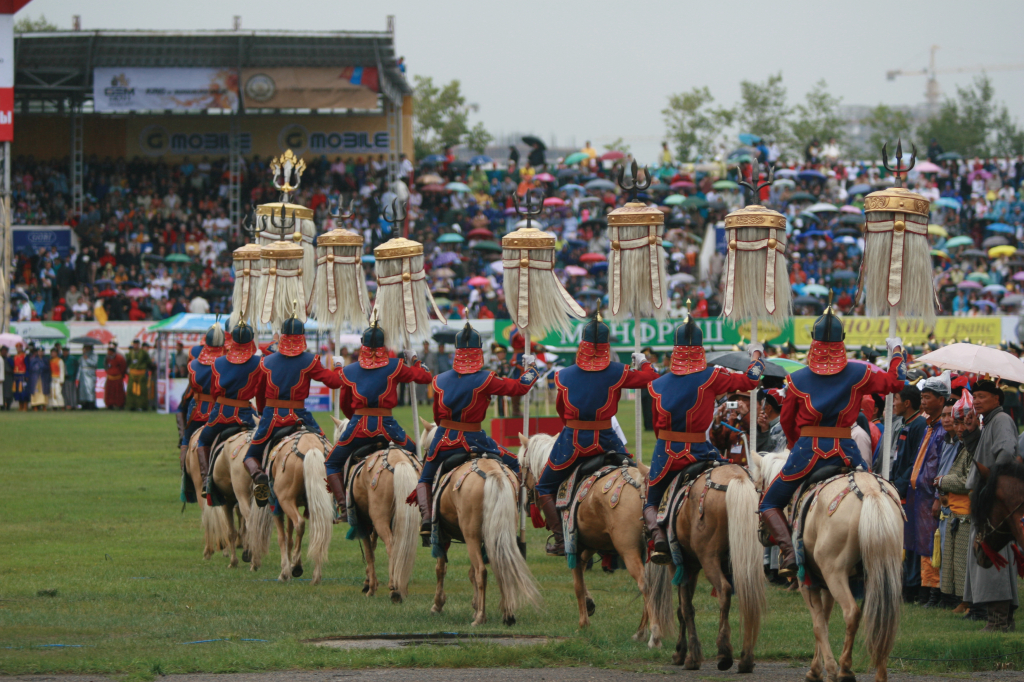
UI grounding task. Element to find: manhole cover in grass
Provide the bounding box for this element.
[310,633,555,649]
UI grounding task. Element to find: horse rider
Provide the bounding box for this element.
[181,323,225,477]
[535,313,660,556]
[417,323,539,539]
[325,320,433,510]
[759,301,906,577]
[243,312,345,505]
[194,320,261,496]
[644,313,766,564]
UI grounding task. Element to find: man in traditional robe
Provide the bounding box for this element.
[78,342,98,409]
[62,346,78,410]
[126,339,152,411]
[104,342,127,410]
[27,345,50,410]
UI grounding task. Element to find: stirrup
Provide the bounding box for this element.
[253,482,270,508]
[650,548,672,565]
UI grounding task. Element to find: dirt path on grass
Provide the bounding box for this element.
[6,665,1021,682]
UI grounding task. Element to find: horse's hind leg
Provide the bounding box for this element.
[622,549,658,647]
[361,534,378,596]
[821,575,860,682]
[274,514,291,582]
[225,501,239,568]
[673,568,703,669]
[803,586,837,682]
[431,555,448,614]
[466,538,488,626]
[571,558,591,629]
[703,557,734,671]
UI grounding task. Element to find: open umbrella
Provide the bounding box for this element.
[467,227,493,239]
[433,267,456,278]
[986,223,1015,234]
[361,254,376,264]
[564,152,590,165]
[770,358,807,374]
[1001,294,1024,307]
[832,270,857,280]
[989,245,1017,258]
[579,253,607,263]
[557,168,581,179]
[565,265,587,276]
[936,152,962,161]
[666,272,696,284]
[576,288,605,297]
[467,276,490,286]
[712,179,739,190]
[707,351,787,378]
[966,272,991,284]
[664,194,686,206]
[793,295,825,310]
[446,182,470,193]
[933,197,961,210]
[437,233,464,244]
[471,241,502,253]
[1013,271,1024,282]
[834,227,862,238]
[469,155,492,166]
[559,183,586,193]
[789,191,817,202]
[931,249,950,260]
[806,202,839,213]
[579,218,606,229]
[165,254,191,263]
[543,197,565,207]
[918,343,1024,382]
[773,178,796,189]
[957,280,982,289]
[670,180,695,190]
[600,150,625,161]
[585,178,616,191]
[432,328,460,344]
[915,160,943,173]
[927,224,948,237]
[681,196,709,209]
[522,136,546,149]
[738,133,762,145]
[417,174,444,185]
[982,283,1008,294]
[433,252,461,266]
[982,236,1009,249]
[420,184,449,193]
[839,205,862,214]
[961,248,988,258]
[97,289,117,298]
[944,236,974,248]
[839,214,865,225]
[126,288,148,298]
[487,261,504,275]
[798,169,825,180]
[847,184,873,196]
[775,168,799,178]
[0,332,24,347]
[802,284,831,297]
[422,154,446,164]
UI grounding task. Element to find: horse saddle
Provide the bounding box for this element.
[556,452,631,512]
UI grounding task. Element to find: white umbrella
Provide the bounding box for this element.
[806,202,840,213]
[667,272,696,284]
[916,343,1024,383]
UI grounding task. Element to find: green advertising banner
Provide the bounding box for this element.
[493,317,792,351]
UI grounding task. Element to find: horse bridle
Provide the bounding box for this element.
[978,497,1024,547]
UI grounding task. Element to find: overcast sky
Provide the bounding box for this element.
[18,0,1024,162]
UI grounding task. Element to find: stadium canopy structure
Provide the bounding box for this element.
[12,23,413,227]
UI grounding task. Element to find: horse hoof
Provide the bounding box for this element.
[503,614,516,627]
[671,652,684,666]
[718,656,733,671]
[806,673,823,682]
[837,675,856,682]
[291,565,303,578]
[585,597,596,616]
[684,659,701,671]
[390,591,403,604]
[242,550,251,563]
[738,661,755,674]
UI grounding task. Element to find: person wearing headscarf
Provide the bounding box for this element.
[962,379,1020,632]
[938,390,977,613]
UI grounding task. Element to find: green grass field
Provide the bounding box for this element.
[1,405,1021,680]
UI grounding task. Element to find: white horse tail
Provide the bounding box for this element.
[482,470,542,620]
[642,558,676,643]
[389,457,420,598]
[201,499,231,556]
[302,447,334,574]
[725,474,767,642]
[858,481,903,670]
[244,497,274,569]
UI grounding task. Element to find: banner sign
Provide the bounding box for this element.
[93,68,239,113]
[12,225,73,258]
[0,13,13,142]
[791,316,1004,347]
[241,68,380,110]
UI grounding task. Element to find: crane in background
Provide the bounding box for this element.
[886,45,1024,113]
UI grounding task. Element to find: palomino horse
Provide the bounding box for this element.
[184,429,233,562]
[332,415,421,603]
[215,425,277,574]
[662,463,765,672]
[261,430,336,584]
[201,429,254,569]
[518,432,674,648]
[421,424,542,626]
[751,451,903,682]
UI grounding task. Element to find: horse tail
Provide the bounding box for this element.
[859,481,903,670]
[201,499,231,556]
[642,557,676,641]
[302,447,334,571]
[389,457,420,598]
[244,497,274,569]
[482,469,542,617]
[725,473,766,642]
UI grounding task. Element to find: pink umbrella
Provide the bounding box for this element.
[467,276,490,286]
[839,205,862,214]
[0,332,24,348]
[543,197,565,207]
[533,173,556,182]
[126,288,148,298]
[671,180,695,189]
[915,160,943,173]
[1013,271,1024,281]
[848,358,883,374]
[601,150,625,161]
[958,280,982,289]
[565,265,587,276]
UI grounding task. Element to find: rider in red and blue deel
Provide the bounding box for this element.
[324,321,432,510]
[243,313,344,505]
[536,314,660,556]
[182,323,225,473]
[195,320,261,496]
[644,313,766,564]
[416,323,539,538]
[759,301,906,576]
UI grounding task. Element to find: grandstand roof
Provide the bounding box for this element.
[14,29,412,108]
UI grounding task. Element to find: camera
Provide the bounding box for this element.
[725,401,739,410]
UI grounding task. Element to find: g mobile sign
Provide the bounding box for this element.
[0,13,14,142]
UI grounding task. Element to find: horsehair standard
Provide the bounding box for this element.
[257,242,306,329]
[256,205,317,302]
[374,237,446,351]
[312,227,370,334]
[229,243,263,330]
[607,163,667,320]
[502,192,586,336]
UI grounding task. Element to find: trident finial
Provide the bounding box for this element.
[616,160,651,202]
[269,205,295,230]
[512,189,544,230]
[379,197,407,225]
[736,157,775,207]
[271,149,306,202]
[881,138,917,189]
[327,198,355,227]
[241,204,258,239]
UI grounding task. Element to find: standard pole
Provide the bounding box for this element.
[519,337,532,545]
[1,141,9,333]
[634,317,643,465]
[408,348,421,458]
[881,313,896,480]
[749,319,758,457]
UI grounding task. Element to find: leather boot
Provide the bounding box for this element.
[982,601,1010,632]
[760,508,796,577]
[538,493,564,557]
[244,456,270,507]
[179,444,189,474]
[917,586,930,606]
[643,506,671,564]
[197,445,211,495]
[326,473,346,511]
[924,587,942,608]
[952,600,969,614]
[416,482,433,547]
